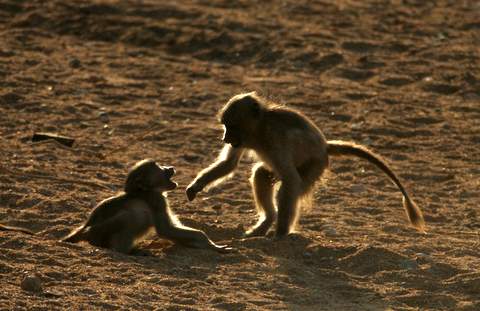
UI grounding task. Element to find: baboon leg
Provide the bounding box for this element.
[276,178,302,237]
[276,158,327,237]
[245,163,277,237]
[109,232,135,254]
[298,158,327,196]
[85,212,132,250]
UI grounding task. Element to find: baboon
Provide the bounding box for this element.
[0,224,34,235]
[186,92,425,237]
[62,159,231,254]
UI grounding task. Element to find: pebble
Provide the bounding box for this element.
[415,252,429,264]
[350,184,366,193]
[351,122,364,130]
[400,259,418,270]
[98,111,109,123]
[69,58,81,68]
[323,226,337,237]
[20,275,43,293]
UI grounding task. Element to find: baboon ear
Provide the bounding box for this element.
[125,175,148,193]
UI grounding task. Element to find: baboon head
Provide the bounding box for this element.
[219,92,264,148]
[125,159,177,193]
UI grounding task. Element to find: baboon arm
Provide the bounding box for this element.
[152,215,175,236]
[187,145,244,200]
[154,220,204,245]
[158,225,199,242]
[153,216,228,251]
[169,227,229,252]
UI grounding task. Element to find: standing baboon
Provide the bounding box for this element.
[186,92,425,237]
[62,159,231,254]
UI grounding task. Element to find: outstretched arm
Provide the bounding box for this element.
[153,209,231,253]
[186,145,243,201]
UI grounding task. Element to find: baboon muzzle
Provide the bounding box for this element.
[222,133,240,147]
[165,167,175,178]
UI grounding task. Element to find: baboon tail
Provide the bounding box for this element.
[0,224,34,235]
[61,225,86,243]
[327,140,425,233]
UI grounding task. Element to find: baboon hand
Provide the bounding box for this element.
[186,182,202,201]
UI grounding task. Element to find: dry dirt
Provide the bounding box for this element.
[1,1,479,310]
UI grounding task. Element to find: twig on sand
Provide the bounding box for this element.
[31,132,75,148]
[1,123,164,192]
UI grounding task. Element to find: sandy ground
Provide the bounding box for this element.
[0,0,479,310]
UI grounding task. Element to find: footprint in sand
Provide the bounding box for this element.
[336,68,375,82]
[422,83,460,95]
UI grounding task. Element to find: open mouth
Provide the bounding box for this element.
[167,180,178,190]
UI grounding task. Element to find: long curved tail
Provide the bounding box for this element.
[0,224,34,235]
[327,140,425,232]
[61,225,87,243]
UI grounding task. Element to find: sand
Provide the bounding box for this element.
[0,0,479,310]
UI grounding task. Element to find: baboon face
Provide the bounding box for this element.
[125,159,177,193]
[152,164,177,191]
[220,93,262,148]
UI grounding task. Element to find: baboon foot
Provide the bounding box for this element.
[129,248,153,256]
[274,231,301,241]
[244,220,273,238]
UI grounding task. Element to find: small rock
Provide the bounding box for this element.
[362,137,373,145]
[351,122,364,130]
[182,154,200,163]
[351,184,366,193]
[212,205,222,213]
[415,252,429,264]
[21,275,43,293]
[98,111,109,123]
[323,226,337,237]
[400,259,418,270]
[69,58,81,68]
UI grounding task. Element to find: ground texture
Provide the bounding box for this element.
[0,0,479,310]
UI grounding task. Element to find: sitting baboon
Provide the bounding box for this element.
[186,92,425,237]
[0,224,34,235]
[62,159,231,254]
